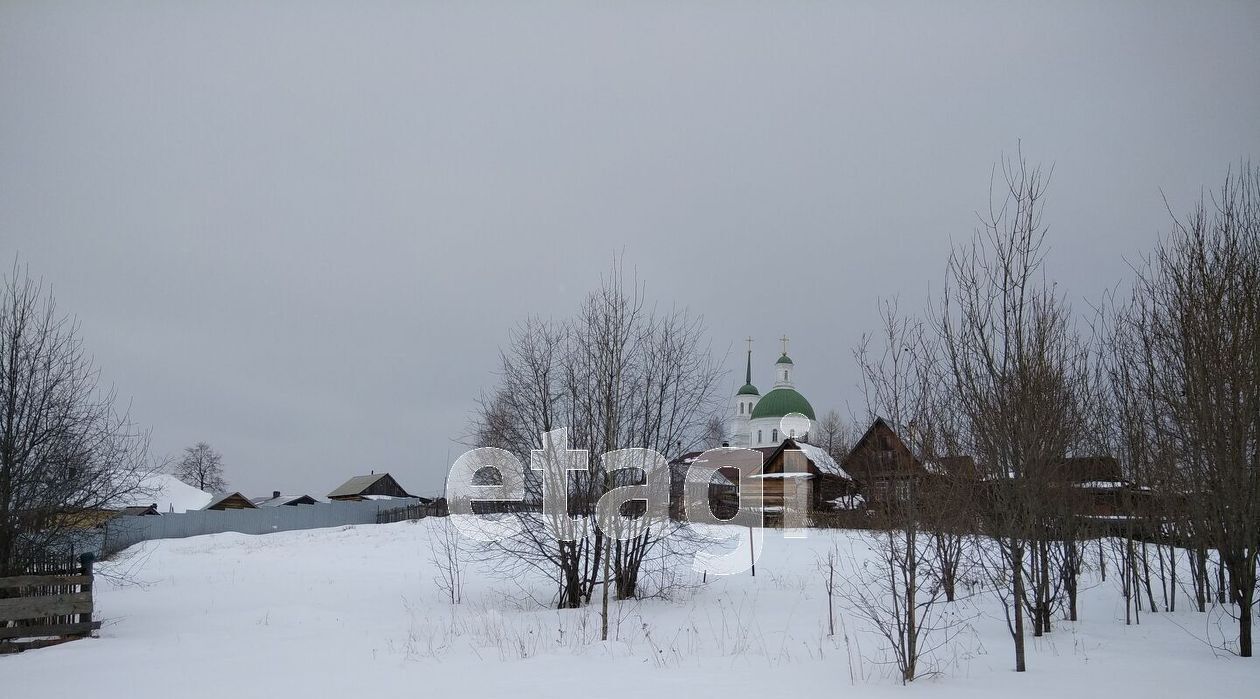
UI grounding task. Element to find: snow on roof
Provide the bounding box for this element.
[1076,480,1127,490]
[112,474,213,514]
[795,442,852,480]
[251,494,319,507]
[828,494,867,510]
[676,468,739,487]
[922,459,948,476]
[750,472,815,479]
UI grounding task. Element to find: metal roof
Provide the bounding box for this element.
[749,387,816,420]
[327,474,389,498]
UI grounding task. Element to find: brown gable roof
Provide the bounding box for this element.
[931,455,979,480]
[202,492,258,510]
[840,417,928,480]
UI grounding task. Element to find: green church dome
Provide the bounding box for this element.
[749,387,815,420]
[775,354,794,365]
[737,382,760,396]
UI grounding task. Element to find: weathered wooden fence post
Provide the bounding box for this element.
[78,552,95,633]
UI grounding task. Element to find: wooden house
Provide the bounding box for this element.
[327,473,414,502]
[669,445,775,520]
[839,417,934,509]
[668,439,859,525]
[1042,456,1155,528]
[202,492,258,511]
[745,438,859,525]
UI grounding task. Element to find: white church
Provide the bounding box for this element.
[726,337,818,448]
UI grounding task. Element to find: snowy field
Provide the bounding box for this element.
[4,520,1257,698]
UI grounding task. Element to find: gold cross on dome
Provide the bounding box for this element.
[780,335,790,355]
[745,336,754,353]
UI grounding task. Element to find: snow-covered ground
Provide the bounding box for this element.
[4,520,1256,698]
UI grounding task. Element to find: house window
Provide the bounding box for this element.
[772,428,779,442]
[894,480,911,502]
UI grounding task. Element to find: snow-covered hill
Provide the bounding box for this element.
[5,521,1256,698]
[111,473,213,513]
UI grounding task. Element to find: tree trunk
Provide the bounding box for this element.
[1140,540,1157,613]
[1240,589,1254,658]
[600,539,610,641]
[1216,556,1227,605]
[1064,540,1079,622]
[1166,543,1176,613]
[1012,543,1027,672]
[1039,539,1052,633]
[1192,548,1207,613]
[1030,543,1043,638]
[1226,553,1256,657]
[905,529,918,683]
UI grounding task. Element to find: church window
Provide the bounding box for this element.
[757,430,763,443]
[739,403,743,415]
[772,428,779,442]
[790,429,796,438]
[783,371,788,381]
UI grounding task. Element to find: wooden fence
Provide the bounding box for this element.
[0,552,100,654]
[376,501,446,524]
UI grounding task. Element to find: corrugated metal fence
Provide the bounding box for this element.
[85,498,428,557]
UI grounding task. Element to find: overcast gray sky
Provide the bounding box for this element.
[3,2,1258,497]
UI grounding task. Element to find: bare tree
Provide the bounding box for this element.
[1095,297,1163,626]
[701,415,727,449]
[815,409,857,461]
[427,518,465,604]
[851,297,956,682]
[937,151,1092,671]
[0,263,152,575]
[1120,164,1260,656]
[471,265,722,609]
[817,543,842,638]
[174,442,227,493]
